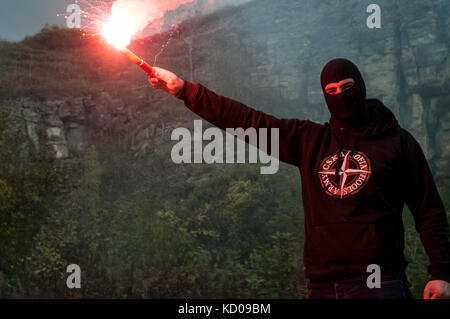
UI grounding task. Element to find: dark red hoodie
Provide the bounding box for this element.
[174,67,450,287]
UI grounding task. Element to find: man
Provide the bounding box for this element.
[148,58,450,299]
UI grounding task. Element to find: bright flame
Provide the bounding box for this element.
[101,13,134,49]
[100,0,195,50]
[101,0,155,49]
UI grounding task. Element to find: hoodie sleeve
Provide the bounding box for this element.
[175,80,310,166]
[402,132,450,282]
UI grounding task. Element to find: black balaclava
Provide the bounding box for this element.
[320,58,372,182]
[320,58,370,131]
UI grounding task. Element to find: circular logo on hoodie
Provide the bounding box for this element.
[318,150,371,199]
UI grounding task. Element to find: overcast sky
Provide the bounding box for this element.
[0,0,75,41]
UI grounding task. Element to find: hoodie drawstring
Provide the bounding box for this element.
[335,127,345,181]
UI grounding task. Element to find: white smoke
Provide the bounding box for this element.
[108,0,195,35]
[107,0,252,37]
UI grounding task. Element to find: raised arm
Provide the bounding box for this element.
[149,67,311,166]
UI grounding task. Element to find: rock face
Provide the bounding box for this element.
[175,0,449,178]
[9,0,449,179]
[11,98,87,160]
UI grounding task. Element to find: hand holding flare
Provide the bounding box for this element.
[104,38,183,94]
[100,7,184,95]
[148,67,185,96]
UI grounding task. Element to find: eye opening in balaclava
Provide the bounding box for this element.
[324,78,355,95]
[320,58,369,128]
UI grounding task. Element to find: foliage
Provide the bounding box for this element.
[22,26,88,51]
[0,103,71,296]
[0,103,307,298]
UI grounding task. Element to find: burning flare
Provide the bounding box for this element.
[101,0,155,49]
[100,0,151,49]
[100,0,194,75]
[100,0,194,49]
[101,12,136,49]
[100,0,157,75]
